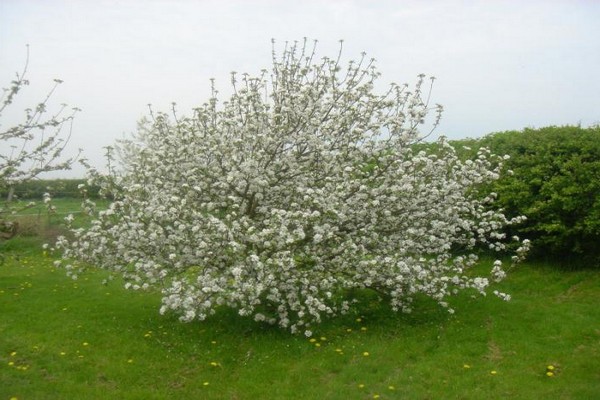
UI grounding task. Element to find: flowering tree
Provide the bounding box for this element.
[0,45,79,240]
[55,40,529,335]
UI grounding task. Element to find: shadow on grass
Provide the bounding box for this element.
[155,288,454,346]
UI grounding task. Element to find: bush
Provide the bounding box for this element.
[452,125,600,267]
[55,40,529,334]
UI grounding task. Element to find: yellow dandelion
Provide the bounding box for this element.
[490,370,497,375]
[388,385,395,390]
[363,351,370,357]
[463,364,471,369]
[335,348,343,352]
[320,336,327,341]
[356,318,362,322]
[361,327,368,331]
[346,328,352,333]
[547,365,555,371]
[10,397,18,400]
[82,342,89,346]
[358,383,365,389]
[373,395,380,399]
[203,381,210,386]
[10,351,17,357]
[60,352,66,356]
[315,343,321,347]
[211,341,217,344]
[8,361,15,366]
[210,362,219,367]
[127,359,133,363]
[309,338,317,343]
[546,371,554,377]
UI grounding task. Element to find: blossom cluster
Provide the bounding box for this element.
[54,40,529,334]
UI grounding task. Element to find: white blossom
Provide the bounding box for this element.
[54,40,529,333]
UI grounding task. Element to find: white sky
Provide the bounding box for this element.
[1,0,599,178]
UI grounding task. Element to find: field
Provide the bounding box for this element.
[1,200,600,399]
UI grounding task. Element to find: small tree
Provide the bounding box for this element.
[0,45,80,240]
[55,40,529,335]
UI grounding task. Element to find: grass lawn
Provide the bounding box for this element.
[1,235,599,398]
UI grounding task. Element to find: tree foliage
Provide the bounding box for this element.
[55,40,529,334]
[453,125,600,267]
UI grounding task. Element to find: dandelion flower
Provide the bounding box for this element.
[309,338,317,343]
[388,385,395,390]
[203,382,210,386]
[373,395,380,399]
[490,370,497,375]
[463,364,471,369]
[547,365,555,371]
[358,384,365,389]
[10,352,17,357]
[363,352,370,357]
[546,371,554,377]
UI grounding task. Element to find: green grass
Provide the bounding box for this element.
[7,197,110,221]
[1,240,599,398]
[1,198,109,251]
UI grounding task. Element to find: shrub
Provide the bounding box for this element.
[54,40,529,334]
[453,125,600,267]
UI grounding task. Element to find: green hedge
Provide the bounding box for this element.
[452,125,600,268]
[0,179,101,200]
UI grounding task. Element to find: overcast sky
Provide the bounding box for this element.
[1,0,599,178]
